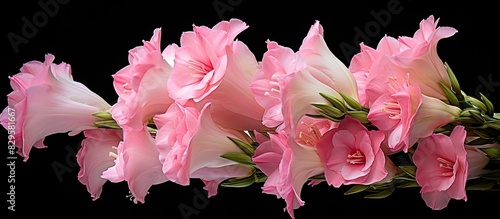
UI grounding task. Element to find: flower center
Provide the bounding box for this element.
[264,75,281,99]
[298,121,321,147]
[347,150,365,164]
[188,59,213,77]
[108,146,119,159]
[437,157,454,177]
[382,101,401,119]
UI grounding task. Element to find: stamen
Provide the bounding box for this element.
[382,101,401,119]
[188,59,211,74]
[347,150,365,164]
[297,121,322,147]
[437,157,454,176]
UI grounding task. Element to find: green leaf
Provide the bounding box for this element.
[444,62,463,100]
[480,92,494,117]
[346,110,369,124]
[438,81,459,107]
[319,92,347,112]
[397,181,420,188]
[480,170,500,180]
[364,188,395,199]
[220,153,254,165]
[480,147,500,158]
[398,166,416,178]
[466,137,494,145]
[466,180,496,191]
[339,92,365,111]
[344,185,369,195]
[467,96,488,113]
[485,120,500,130]
[221,175,256,188]
[312,103,345,118]
[227,136,255,156]
[92,110,113,120]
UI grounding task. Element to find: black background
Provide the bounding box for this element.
[2,0,499,218]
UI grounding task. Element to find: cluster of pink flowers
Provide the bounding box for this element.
[1,15,499,218]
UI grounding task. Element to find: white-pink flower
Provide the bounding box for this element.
[110,28,177,131]
[413,125,468,210]
[76,128,123,200]
[0,54,111,161]
[187,103,254,196]
[280,20,359,134]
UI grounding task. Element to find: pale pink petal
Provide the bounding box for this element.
[76,128,123,200]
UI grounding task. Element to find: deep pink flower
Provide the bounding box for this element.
[0,54,111,161]
[413,125,468,210]
[76,128,123,200]
[110,28,176,131]
[317,116,387,187]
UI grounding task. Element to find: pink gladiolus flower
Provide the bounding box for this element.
[407,94,462,151]
[162,103,251,197]
[250,40,306,128]
[101,127,167,204]
[110,28,177,131]
[282,136,324,219]
[0,54,111,161]
[76,128,123,201]
[299,20,358,101]
[350,15,457,102]
[317,116,387,187]
[413,125,468,210]
[393,15,457,100]
[280,21,359,134]
[464,145,490,180]
[366,67,422,153]
[252,131,284,197]
[196,39,266,131]
[153,101,200,185]
[167,18,248,104]
[254,116,331,219]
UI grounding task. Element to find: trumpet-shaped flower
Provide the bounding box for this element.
[413,125,468,210]
[167,18,248,104]
[101,127,167,204]
[250,40,306,128]
[0,54,111,161]
[350,15,457,103]
[281,20,359,134]
[154,101,200,185]
[110,28,176,131]
[76,128,123,200]
[196,39,266,131]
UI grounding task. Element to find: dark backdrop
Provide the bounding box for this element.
[2,0,499,218]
